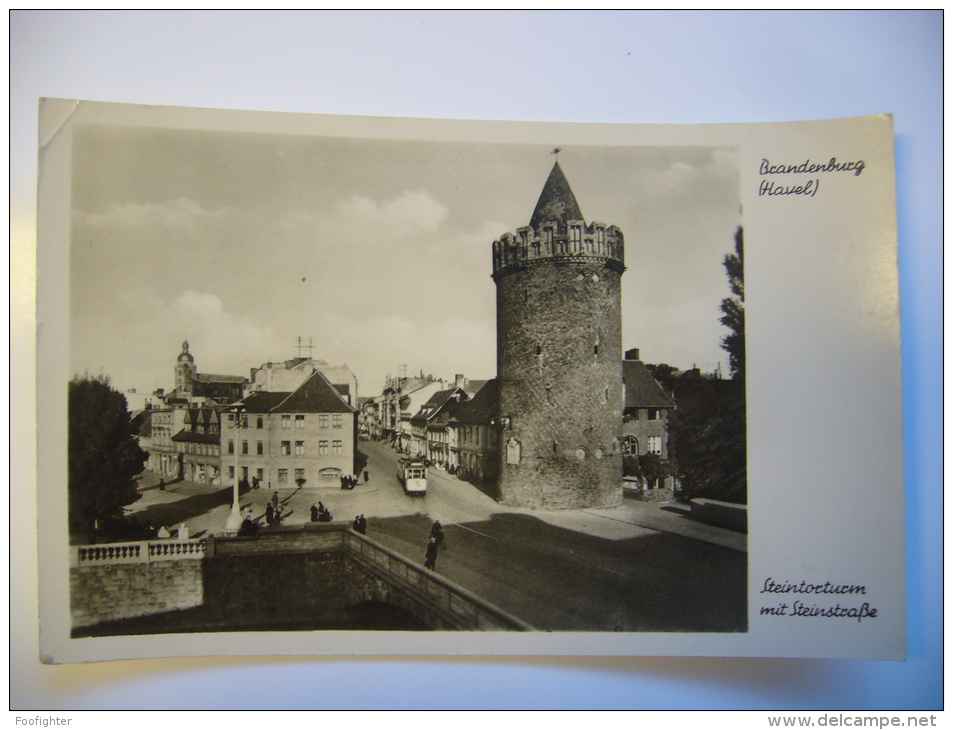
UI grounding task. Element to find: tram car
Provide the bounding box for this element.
[397,459,427,495]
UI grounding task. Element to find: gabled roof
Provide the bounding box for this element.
[623,360,676,410]
[462,379,490,397]
[240,391,292,413]
[449,379,498,425]
[411,387,466,424]
[529,161,584,230]
[275,370,356,414]
[171,429,220,445]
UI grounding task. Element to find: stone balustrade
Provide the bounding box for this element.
[73,539,206,567]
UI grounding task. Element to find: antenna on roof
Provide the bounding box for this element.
[296,336,314,360]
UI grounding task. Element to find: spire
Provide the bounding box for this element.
[529,161,584,231]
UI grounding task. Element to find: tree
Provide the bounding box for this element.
[69,375,146,534]
[665,227,748,504]
[720,226,745,380]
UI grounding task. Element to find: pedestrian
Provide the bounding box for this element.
[271,491,279,510]
[352,515,362,532]
[363,468,369,483]
[430,520,445,548]
[265,502,274,525]
[158,478,165,492]
[424,537,439,571]
[238,515,258,537]
[340,474,346,490]
[311,503,319,522]
[274,505,283,524]
[359,514,367,534]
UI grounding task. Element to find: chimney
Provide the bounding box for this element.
[455,374,465,388]
[625,348,641,361]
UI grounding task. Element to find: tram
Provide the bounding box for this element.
[397,459,428,495]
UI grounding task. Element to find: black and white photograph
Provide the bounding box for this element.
[64,114,746,637]
[35,99,908,667]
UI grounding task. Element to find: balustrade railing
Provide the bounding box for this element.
[74,539,206,566]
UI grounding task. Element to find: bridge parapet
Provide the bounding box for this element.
[71,525,532,632]
[341,530,532,631]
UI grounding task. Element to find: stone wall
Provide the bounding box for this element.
[496,262,624,509]
[70,560,203,628]
[70,528,532,632]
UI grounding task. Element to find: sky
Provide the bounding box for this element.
[70,122,741,398]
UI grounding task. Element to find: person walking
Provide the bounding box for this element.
[311,503,319,522]
[430,520,445,548]
[424,536,439,571]
[265,502,274,526]
[359,515,367,534]
[271,491,279,510]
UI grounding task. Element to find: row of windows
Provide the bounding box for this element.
[228,439,344,456]
[226,466,343,484]
[621,435,663,456]
[280,414,343,429]
[228,414,345,429]
[176,442,218,456]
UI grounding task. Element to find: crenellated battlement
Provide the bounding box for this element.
[492,220,625,281]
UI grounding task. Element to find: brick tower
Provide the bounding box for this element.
[492,161,626,509]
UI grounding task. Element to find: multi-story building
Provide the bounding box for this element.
[447,379,499,484]
[171,407,222,485]
[146,407,188,479]
[247,357,358,406]
[409,386,468,466]
[492,161,626,509]
[378,370,444,444]
[621,349,676,462]
[223,370,358,490]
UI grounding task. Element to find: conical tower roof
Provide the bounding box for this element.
[529,161,584,230]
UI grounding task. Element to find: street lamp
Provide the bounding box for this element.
[224,407,246,533]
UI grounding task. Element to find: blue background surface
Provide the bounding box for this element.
[10,10,942,710]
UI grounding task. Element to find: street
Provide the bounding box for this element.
[128,438,747,632]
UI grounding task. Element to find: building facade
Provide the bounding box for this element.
[223,370,358,490]
[492,161,626,509]
[622,349,676,493]
[409,387,468,466]
[171,407,223,485]
[448,379,499,484]
[147,407,186,479]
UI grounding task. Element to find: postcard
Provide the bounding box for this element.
[36,99,903,662]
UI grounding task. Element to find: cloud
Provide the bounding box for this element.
[71,289,287,392]
[80,197,236,233]
[282,189,448,248]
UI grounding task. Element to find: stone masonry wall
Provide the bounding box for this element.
[497,262,623,509]
[70,561,204,628]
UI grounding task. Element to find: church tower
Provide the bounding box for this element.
[492,161,626,509]
[175,340,196,396]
